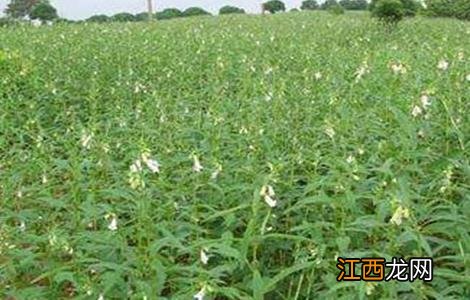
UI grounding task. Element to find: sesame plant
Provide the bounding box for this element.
[0,11,469,299]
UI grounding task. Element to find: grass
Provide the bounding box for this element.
[0,11,469,299]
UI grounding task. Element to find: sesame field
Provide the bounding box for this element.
[0,12,469,299]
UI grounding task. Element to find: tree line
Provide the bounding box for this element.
[1,0,468,26]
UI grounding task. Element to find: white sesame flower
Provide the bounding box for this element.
[107,215,118,231]
[80,131,93,149]
[357,148,365,155]
[418,129,425,138]
[16,190,23,198]
[457,52,464,60]
[265,92,273,102]
[260,185,277,208]
[192,155,203,173]
[411,105,423,117]
[211,164,222,179]
[130,159,142,173]
[19,221,26,232]
[141,153,160,174]
[325,126,335,139]
[346,155,355,164]
[390,206,410,226]
[365,282,375,295]
[102,144,110,154]
[98,294,104,300]
[390,63,407,75]
[355,62,369,81]
[145,159,160,173]
[420,94,431,109]
[194,287,206,300]
[314,72,322,80]
[200,248,209,265]
[437,59,449,71]
[49,234,57,246]
[42,174,48,184]
[466,74,470,82]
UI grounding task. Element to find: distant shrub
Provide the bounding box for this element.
[135,12,152,21]
[156,8,183,20]
[30,2,58,22]
[424,0,470,20]
[290,8,300,12]
[54,18,73,24]
[111,12,136,22]
[321,0,340,10]
[329,4,346,14]
[400,0,420,16]
[453,0,470,20]
[86,14,110,23]
[339,0,368,10]
[370,0,418,16]
[372,0,404,23]
[0,17,20,27]
[183,7,211,17]
[262,0,286,14]
[301,0,319,10]
[219,6,245,15]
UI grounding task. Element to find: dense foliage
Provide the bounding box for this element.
[320,0,340,10]
[0,11,469,300]
[372,0,405,23]
[424,0,470,20]
[370,0,420,16]
[134,12,152,22]
[339,0,369,10]
[4,0,38,18]
[110,12,137,22]
[86,14,110,23]
[182,7,211,18]
[29,2,57,22]
[219,6,246,15]
[329,3,346,14]
[301,0,320,10]
[262,0,286,14]
[156,8,183,20]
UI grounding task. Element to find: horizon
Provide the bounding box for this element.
[0,0,308,20]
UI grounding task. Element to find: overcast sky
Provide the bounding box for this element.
[0,0,305,20]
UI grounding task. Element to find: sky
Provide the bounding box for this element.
[0,0,305,20]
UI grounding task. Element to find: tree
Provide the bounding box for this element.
[135,12,151,21]
[328,4,345,14]
[262,0,286,14]
[424,0,470,20]
[371,0,404,23]
[453,0,470,20]
[320,0,340,10]
[5,0,39,18]
[370,0,418,16]
[86,14,110,23]
[301,0,319,10]
[219,5,245,15]
[400,0,420,16]
[339,0,368,10]
[182,7,211,17]
[111,12,136,22]
[29,1,58,22]
[156,8,183,20]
